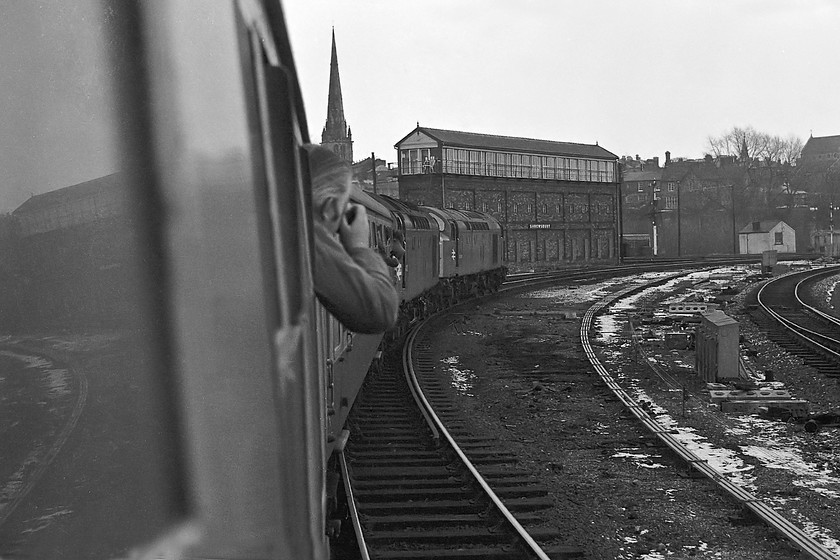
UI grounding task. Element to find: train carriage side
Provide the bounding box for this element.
[4,3,521,559]
[92,2,339,558]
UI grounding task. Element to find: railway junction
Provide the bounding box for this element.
[340,260,840,559]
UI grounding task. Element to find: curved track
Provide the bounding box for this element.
[340,320,574,559]
[339,256,822,559]
[580,274,839,560]
[753,265,840,376]
[0,347,88,528]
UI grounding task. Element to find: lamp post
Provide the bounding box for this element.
[617,163,624,264]
[371,151,377,194]
[650,180,659,256]
[676,181,682,257]
[729,184,737,255]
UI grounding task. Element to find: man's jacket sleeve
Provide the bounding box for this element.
[313,221,400,334]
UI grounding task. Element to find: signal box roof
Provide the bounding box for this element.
[395,126,617,160]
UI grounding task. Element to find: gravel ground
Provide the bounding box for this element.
[421,268,840,560]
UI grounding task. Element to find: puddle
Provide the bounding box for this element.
[440,356,475,396]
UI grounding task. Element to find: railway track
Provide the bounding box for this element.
[339,264,697,559]
[752,265,840,377]
[340,318,582,559]
[501,255,772,296]
[339,257,827,559]
[580,272,839,560]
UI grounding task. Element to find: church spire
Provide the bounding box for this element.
[739,135,749,163]
[321,28,353,163]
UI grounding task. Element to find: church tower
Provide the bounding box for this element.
[321,29,353,163]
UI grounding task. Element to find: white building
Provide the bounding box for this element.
[738,220,796,254]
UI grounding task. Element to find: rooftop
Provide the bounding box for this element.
[13,173,124,215]
[397,126,617,160]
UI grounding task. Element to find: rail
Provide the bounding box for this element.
[795,267,840,326]
[338,449,371,560]
[581,279,839,560]
[402,320,552,560]
[758,265,840,360]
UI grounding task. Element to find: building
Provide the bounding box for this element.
[10,174,140,329]
[799,134,840,166]
[620,166,663,256]
[620,154,661,173]
[620,153,749,257]
[738,220,795,254]
[13,173,128,236]
[352,156,399,198]
[619,151,814,257]
[320,29,353,162]
[811,229,840,257]
[657,157,750,256]
[395,126,620,266]
[795,134,840,196]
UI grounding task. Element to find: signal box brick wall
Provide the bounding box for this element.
[400,174,618,265]
[395,127,619,267]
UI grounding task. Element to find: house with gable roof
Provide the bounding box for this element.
[738,220,795,254]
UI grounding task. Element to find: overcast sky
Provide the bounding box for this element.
[284,0,840,165]
[2,2,838,213]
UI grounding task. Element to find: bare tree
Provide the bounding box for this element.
[777,134,804,165]
[706,126,802,164]
[706,126,762,159]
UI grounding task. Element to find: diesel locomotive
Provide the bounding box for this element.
[326,188,506,460]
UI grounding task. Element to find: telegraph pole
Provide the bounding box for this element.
[676,181,682,257]
[650,180,659,256]
[730,184,738,254]
[371,152,377,194]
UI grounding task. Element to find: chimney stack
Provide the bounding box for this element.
[665,151,671,166]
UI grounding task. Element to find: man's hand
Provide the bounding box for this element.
[339,203,369,250]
